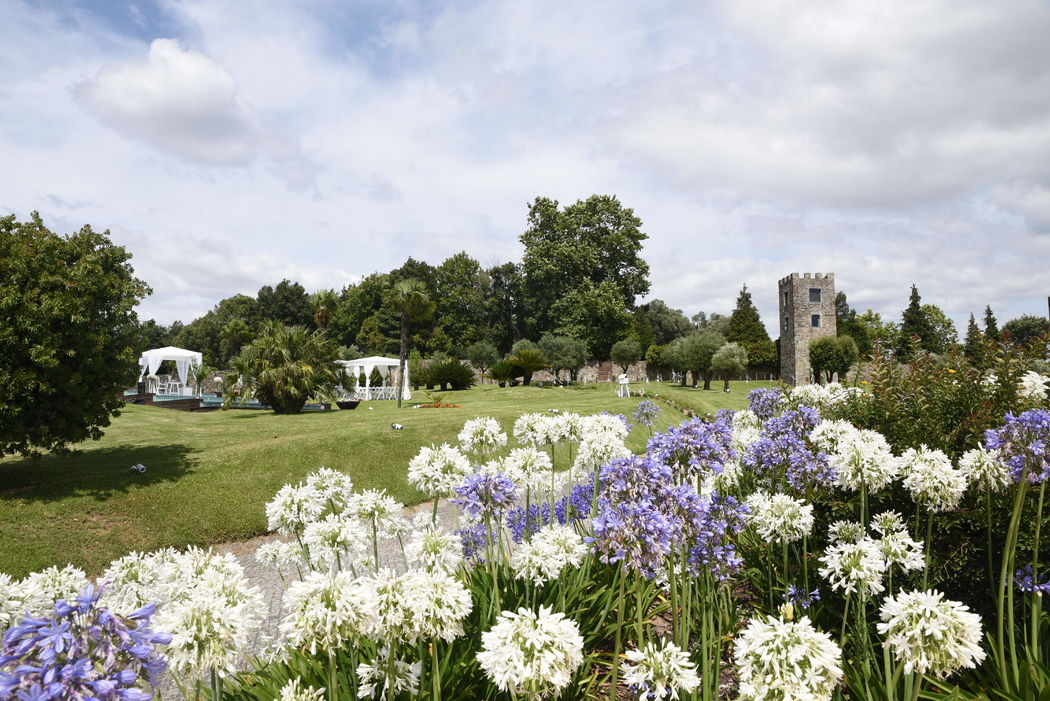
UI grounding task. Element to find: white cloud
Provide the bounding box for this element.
[1,0,1049,332]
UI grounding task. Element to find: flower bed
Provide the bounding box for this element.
[2,370,1049,700]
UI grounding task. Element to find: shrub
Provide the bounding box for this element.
[487,360,517,387]
[427,359,476,391]
[508,348,549,386]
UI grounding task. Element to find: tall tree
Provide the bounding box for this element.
[637,300,692,345]
[391,279,435,408]
[0,213,150,456]
[465,341,499,381]
[897,285,936,360]
[920,304,958,353]
[484,263,525,354]
[221,318,253,361]
[310,289,339,332]
[256,279,313,328]
[836,291,873,357]
[550,279,632,359]
[725,285,771,344]
[538,334,588,381]
[692,311,730,337]
[434,252,485,352]
[963,313,986,368]
[176,294,258,366]
[675,330,726,389]
[983,305,1000,341]
[1002,315,1050,348]
[521,195,650,335]
[856,309,899,353]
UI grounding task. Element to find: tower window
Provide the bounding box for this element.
[811,314,821,327]
[809,288,822,303]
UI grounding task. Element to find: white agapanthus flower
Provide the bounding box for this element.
[878,530,925,574]
[788,382,861,414]
[958,447,1011,493]
[871,511,907,536]
[0,573,24,630]
[745,491,814,545]
[305,467,355,509]
[809,419,860,454]
[830,428,899,492]
[734,615,843,701]
[502,447,555,493]
[621,638,700,700]
[16,564,89,618]
[356,648,422,699]
[731,410,764,454]
[877,589,986,677]
[99,549,177,615]
[400,569,473,642]
[280,571,370,654]
[511,524,589,585]
[303,514,368,570]
[514,412,552,446]
[345,489,405,536]
[356,569,412,642]
[255,541,307,573]
[477,606,585,700]
[827,520,865,544]
[572,413,632,473]
[819,537,886,598]
[900,446,967,512]
[1019,370,1048,403]
[558,412,584,444]
[267,483,327,536]
[405,524,464,573]
[458,416,508,454]
[276,677,325,701]
[155,565,264,678]
[407,443,472,497]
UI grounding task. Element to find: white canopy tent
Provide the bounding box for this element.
[336,356,410,401]
[138,346,203,395]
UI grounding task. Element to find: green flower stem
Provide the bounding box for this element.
[1030,481,1046,661]
[997,475,1029,685]
[922,511,934,589]
[610,567,626,701]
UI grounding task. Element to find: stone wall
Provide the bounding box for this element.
[778,272,837,385]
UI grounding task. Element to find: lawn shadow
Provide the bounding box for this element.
[0,443,196,503]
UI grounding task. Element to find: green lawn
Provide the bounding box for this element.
[648,379,762,414]
[0,382,752,578]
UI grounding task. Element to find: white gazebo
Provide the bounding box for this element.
[337,356,410,401]
[138,346,203,396]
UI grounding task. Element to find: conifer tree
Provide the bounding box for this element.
[896,284,936,360]
[725,285,770,344]
[983,305,1000,341]
[962,313,985,367]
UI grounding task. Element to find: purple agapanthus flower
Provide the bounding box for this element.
[591,496,676,576]
[632,400,661,428]
[456,523,491,565]
[743,407,836,491]
[985,409,1050,484]
[683,494,750,581]
[748,388,784,421]
[0,584,169,701]
[784,585,821,609]
[1015,565,1050,594]
[452,472,518,520]
[646,414,737,480]
[554,482,593,524]
[506,502,553,543]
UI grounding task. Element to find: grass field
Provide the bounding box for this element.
[0,381,752,578]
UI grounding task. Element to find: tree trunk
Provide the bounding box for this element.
[703,371,712,390]
[398,310,409,408]
[723,377,730,391]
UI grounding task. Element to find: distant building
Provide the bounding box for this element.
[779,273,837,385]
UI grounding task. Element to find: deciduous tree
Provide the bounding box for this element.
[0,213,150,456]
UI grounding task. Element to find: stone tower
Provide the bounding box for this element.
[779,273,837,385]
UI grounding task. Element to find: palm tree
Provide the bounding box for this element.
[310,289,339,332]
[508,348,549,386]
[223,322,340,414]
[391,279,435,407]
[220,318,253,363]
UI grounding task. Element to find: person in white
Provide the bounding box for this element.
[617,372,630,398]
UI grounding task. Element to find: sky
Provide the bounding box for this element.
[2,0,1049,338]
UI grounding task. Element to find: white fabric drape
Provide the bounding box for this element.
[335,356,411,401]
